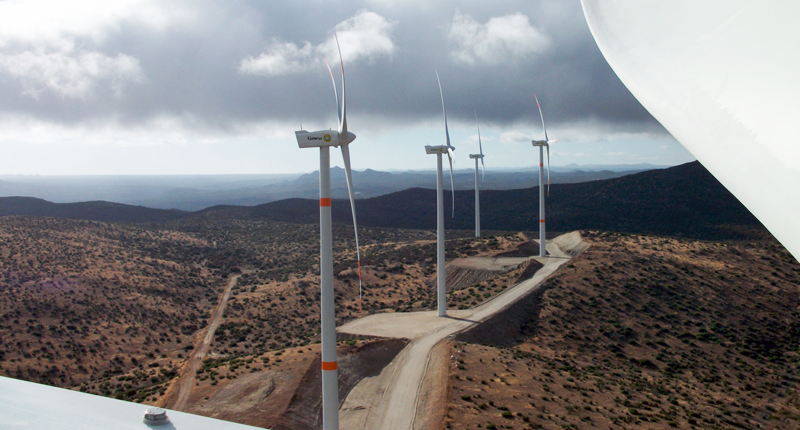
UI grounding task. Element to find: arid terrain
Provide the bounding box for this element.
[0,212,535,427]
[0,216,219,402]
[444,232,800,429]
[2,162,799,429]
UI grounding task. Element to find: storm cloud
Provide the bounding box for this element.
[0,0,685,174]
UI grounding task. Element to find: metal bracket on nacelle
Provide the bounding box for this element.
[425,145,450,155]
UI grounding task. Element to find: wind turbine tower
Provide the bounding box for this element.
[294,36,362,430]
[531,94,557,257]
[469,110,485,237]
[425,70,456,317]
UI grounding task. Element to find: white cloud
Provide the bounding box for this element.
[0,0,191,99]
[0,45,144,99]
[0,112,293,147]
[500,130,532,144]
[238,40,316,77]
[448,10,550,65]
[239,10,396,77]
[0,0,193,44]
[322,10,396,63]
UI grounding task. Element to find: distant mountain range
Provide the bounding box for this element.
[0,162,766,241]
[0,165,656,211]
[243,162,764,241]
[0,197,186,224]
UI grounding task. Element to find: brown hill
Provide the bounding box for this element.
[0,213,531,413]
[243,161,767,242]
[0,216,220,398]
[0,196,188,223]
[2,161,764,243]
[444,232,800,429]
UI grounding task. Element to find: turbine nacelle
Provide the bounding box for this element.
[296,130,357,149]
[425,145,455,155]
[469,154,484,159]
[531,139,557,147]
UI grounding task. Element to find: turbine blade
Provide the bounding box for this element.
[534,93,548,142]
[447,150,455,218]
[546,143,551,197]
[325,60,341,127]
[340,145,362,310]
[436,69,451,148]
[475,109,485,182]
[336,34,347,137]
[474,110,483,156]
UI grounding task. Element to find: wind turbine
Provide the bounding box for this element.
[425,69,456,318]
[294,35,361,430]
[531,94,557,257]
[469,110,485,237]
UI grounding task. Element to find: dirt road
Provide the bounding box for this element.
[338,233,580,430]
[169,274,240,411]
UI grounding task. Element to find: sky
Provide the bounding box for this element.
[0,0,694,175]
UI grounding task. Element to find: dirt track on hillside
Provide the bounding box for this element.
[162,274,240,411]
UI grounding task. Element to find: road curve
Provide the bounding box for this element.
[338,238,573,430]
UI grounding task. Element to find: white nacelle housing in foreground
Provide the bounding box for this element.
[0,376,264,430]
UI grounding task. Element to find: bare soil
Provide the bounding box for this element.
[169,337,407,429]
[413,339,452,430]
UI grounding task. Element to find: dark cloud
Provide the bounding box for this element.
[0,0,664,135]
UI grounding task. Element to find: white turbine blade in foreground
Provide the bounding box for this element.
[581,1,800,258]
[340,144,363,313]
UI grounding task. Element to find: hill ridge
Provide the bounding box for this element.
[0,161,765,241]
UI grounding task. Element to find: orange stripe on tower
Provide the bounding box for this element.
[539,219,545,223]
[539,163,543,166]
[321,361,338,371]
[320,198,332,207]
